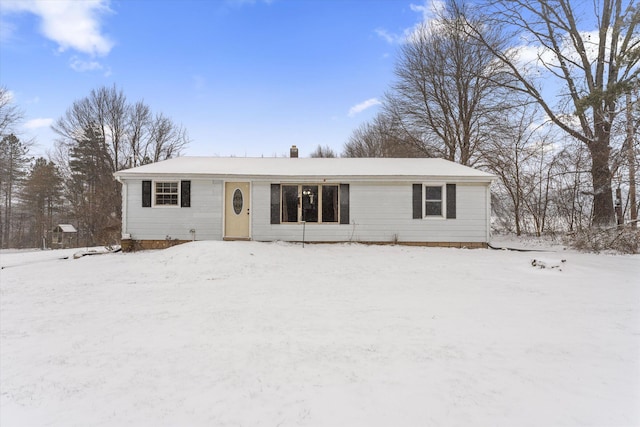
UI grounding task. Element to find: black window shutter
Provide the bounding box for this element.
[339,184,349,225]
[142,180,152,207]
[181,180,191,207]
[412,184,422,219]
[270,184,281,224]
[446,184,456,219]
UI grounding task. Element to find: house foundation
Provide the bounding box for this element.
[120,239,487,252]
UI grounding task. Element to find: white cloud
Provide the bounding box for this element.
[70,56,103,72]
[375,0,443,45]
[409,0,444,22]
[2,0,113,56]
[375,26,416,45]
[24,118,53,129]
[375,28,399,44]
[0,18,17,43]
[348,98,382,117]
[510,29,623,84]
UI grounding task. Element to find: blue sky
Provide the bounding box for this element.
[0,0,432,158]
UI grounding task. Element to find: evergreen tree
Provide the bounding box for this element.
[0,134,30,248]
[22,158,63,247]
[67,125,119,246]
[52,85,190,245]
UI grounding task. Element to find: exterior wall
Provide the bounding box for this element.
[121,179,490,247]
[251,181,489,243]
[122,179,223,242]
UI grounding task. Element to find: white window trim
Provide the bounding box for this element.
[153,180,180,208]
[423,183,446,219]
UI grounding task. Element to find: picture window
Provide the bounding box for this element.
[281,184,339,223]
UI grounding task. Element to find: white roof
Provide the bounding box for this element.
[115,157,495,182]
[55,224,77,233]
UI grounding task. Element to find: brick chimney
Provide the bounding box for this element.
[290,145,299,158]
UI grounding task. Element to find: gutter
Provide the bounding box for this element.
[113,172,496,184]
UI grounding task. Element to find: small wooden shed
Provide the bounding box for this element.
[52,224,77,248]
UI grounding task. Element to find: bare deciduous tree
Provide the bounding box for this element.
[309,145,337,158]
[146,113,189,164]
[53,85,190,171]
[483,105,562,235]
[485,103,601,235]
[343,113,421,158]
[550,141,592,232]
[128,101,151,167]
[624,90,639,227]
[51,85,190,244]
[466,0,640,225]
[0,86,23,138]
[385,2,515,166]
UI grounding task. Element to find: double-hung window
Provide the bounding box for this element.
[424,185,444,217]
[413,183,456,219]
[142,180,191,208]
[155,181,179,206]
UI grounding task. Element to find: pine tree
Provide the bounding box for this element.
[67,125,119,245]
[22,158,63,247]
[0,134,30,248]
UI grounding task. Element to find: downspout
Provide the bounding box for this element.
[486,182,492,245]
[115,176,128,239]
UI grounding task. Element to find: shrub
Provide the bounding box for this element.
[565,227,639,254]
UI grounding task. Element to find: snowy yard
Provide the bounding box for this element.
[1,241,639,426]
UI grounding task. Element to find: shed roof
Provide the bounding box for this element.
[53,224,77,233]
[115,157,495,182]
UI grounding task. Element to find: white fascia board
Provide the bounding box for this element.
[114,172,495,184]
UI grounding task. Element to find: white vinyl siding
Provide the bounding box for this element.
[123,179,223,241]
[121,179,489,244]
[347,183,486,242]
[251,181,488,243]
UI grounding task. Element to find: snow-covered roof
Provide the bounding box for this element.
[54,224,77,233]
[114,157,495,182]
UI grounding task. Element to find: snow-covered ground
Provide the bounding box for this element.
[1,241,638,426]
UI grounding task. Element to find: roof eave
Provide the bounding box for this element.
[114,171,495,183]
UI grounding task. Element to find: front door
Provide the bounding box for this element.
[224,182,250,239]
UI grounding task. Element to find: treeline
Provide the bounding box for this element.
[333,0,638,237]
[0,85,188,249]
[2,0,639,250]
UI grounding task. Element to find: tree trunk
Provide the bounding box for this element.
[4,180,11,248]
[588,140,614,226]
[514,207,522,236]
[627,91,637,228]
